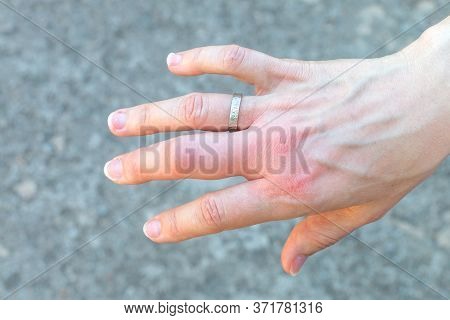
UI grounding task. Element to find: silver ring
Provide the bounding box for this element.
[228,93,242,131]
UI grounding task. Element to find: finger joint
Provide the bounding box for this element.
[198,194,225,231]
[222,44,247,72]
[167,209,181,237]
[304,217,342,250]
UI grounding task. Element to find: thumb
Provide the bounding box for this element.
[280,198,398,276]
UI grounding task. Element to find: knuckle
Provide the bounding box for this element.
[276,59,314,82]
[304,218,341,250]
[179,93,208,127]
[198,194,225,230]
[142,104,152,124]
[222,44,247,71]
[270,130,297,155]
[139,104,156,134]
[277,95,302,110]
[193,47,205,64]
[270,175,322,212]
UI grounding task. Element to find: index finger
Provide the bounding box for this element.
[143,179,312,243]
[166,45,283,86]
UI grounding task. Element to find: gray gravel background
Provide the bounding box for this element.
[0,0,449,299]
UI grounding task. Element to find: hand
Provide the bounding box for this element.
[104,17,450,275]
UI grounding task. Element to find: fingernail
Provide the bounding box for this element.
[166,52,182,66]
[108,111,127,131]
[104,158,123,180]
[144,220,161,239]
[290,255,307,276]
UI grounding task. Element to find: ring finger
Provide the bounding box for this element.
[108,93,265,136]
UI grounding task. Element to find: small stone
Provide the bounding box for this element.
[0,16,15,34]
[14,179,37,200]
[0,244,9,258]
[242,232,270,251]
[51,135,65,153]
[357,4,386,36]
[359,4,385,20]
[436,228,450,249]
[391,219,424,239]
[416,1,435,14]
[442,210,450,223]
[0,118,6,129]
[14,156,26,167]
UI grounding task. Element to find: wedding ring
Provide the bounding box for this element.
[228,93,242,131]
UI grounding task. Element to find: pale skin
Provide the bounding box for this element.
[104,17,450,275]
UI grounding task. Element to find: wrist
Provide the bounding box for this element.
[429,19,450,154]
[401,17,450,155]
[405,16,450,74]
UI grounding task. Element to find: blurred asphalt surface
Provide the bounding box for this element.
[0,0,449,299]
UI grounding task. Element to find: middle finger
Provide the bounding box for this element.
[104,131,253,184]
